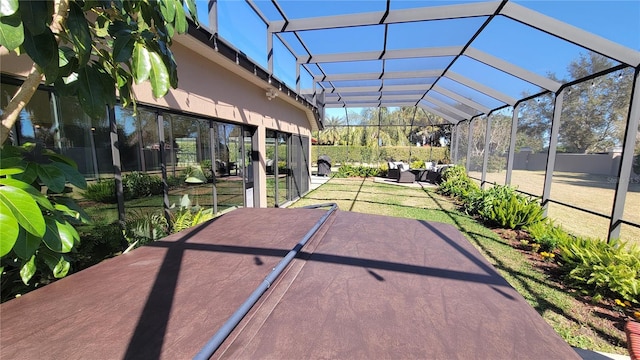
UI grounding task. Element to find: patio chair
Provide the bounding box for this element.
[396,164,415,183]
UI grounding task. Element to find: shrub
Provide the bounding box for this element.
[479,189,545,229]
[83,179,117,203]
[411,160,425,169]
[200,160,214,181]
[166,174,185,188]
[334,165,382,178]
[171,207,214,233]
[558,237,640,303]
[525,220,573,252]
[437,165,480,200]
[123,210,169,249]
[311,145,448,165]
[122,172,163,199]
[75,224,126,269]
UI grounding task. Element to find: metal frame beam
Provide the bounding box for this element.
[314,69,443,82]
[500,2,640,67]
[268,1,500,33]
[328,84,432,94]
[297,46,463,64]
[541,89,564,215]
[505,103,520,185]
[417,101,463,124]
[431,85,491,114]
[464,48,562,92]
[481,114,492,188]
[422,95,475,119]
[324,101,418,108]
[608,69,640,240]
[446,71,517,105]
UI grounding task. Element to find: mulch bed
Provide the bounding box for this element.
[492,228,638,352]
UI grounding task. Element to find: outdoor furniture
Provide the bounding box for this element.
[425,164,454,184]
[388,161,410,179]
[266,159,274,174]
[396,164,415,183]
[317,155,331,176]
[410,169,429,182]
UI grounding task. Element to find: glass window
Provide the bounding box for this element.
[480,110,513,186]
[550,71,632,240]
[510,94,553,197]
[278,132,290,204]
[115,106,164,219]
[0,84,55,147]
[266,130,278,207]
[217,123,245,210]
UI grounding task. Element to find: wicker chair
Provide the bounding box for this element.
[396,164,415,183]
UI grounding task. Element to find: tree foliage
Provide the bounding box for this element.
[0,0,199,144]
[1,143,90,292]
[0,0,198,295]
[317,107,449,148]
[518,52,633,154]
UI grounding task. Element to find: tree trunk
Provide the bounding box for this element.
[0,0,70,146]
[0,66,44,145]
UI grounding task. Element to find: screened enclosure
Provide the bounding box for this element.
[192,0,640,243]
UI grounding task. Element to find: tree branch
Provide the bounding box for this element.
[0,0,70,146]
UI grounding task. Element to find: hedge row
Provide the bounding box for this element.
[311,145,449,165]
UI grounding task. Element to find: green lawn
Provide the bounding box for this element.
[291,177,629,355]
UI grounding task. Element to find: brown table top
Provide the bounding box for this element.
[0,207,579,360]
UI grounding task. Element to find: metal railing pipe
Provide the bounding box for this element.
[194,203,338,360]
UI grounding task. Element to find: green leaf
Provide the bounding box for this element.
[174,2,187,34]
[37,163,66,193]
[0,185,45,237]
[158,41,178,88]
[67,2,92,65]
[58,46,79,78]
[0,0,18,16]
[0,177,54,211]
[0,13,23,52]
[44,150,77,168]
[77,65,107,119]
[95,13,109,37]
[12,161,38,184]
[23,27,58,83]
[184,0,198,25]
[54,197,91,224]
[52,257,70,278]
[0,156,25,176]
[0,201,19,257]
[160,0,176,22]
[132,41,151,84]
[51,162,87,189]
[40,249,70,278]
[13,229,41,260]
[113,32,135,62]
[21,0,49,35]
[95,63,116,106]
[148,50,170,98]
[20,255,37,285]
[42,217,75,253]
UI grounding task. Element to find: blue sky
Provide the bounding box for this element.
[196,0,640,119]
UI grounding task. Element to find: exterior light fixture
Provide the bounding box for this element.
[266,88,278,100]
